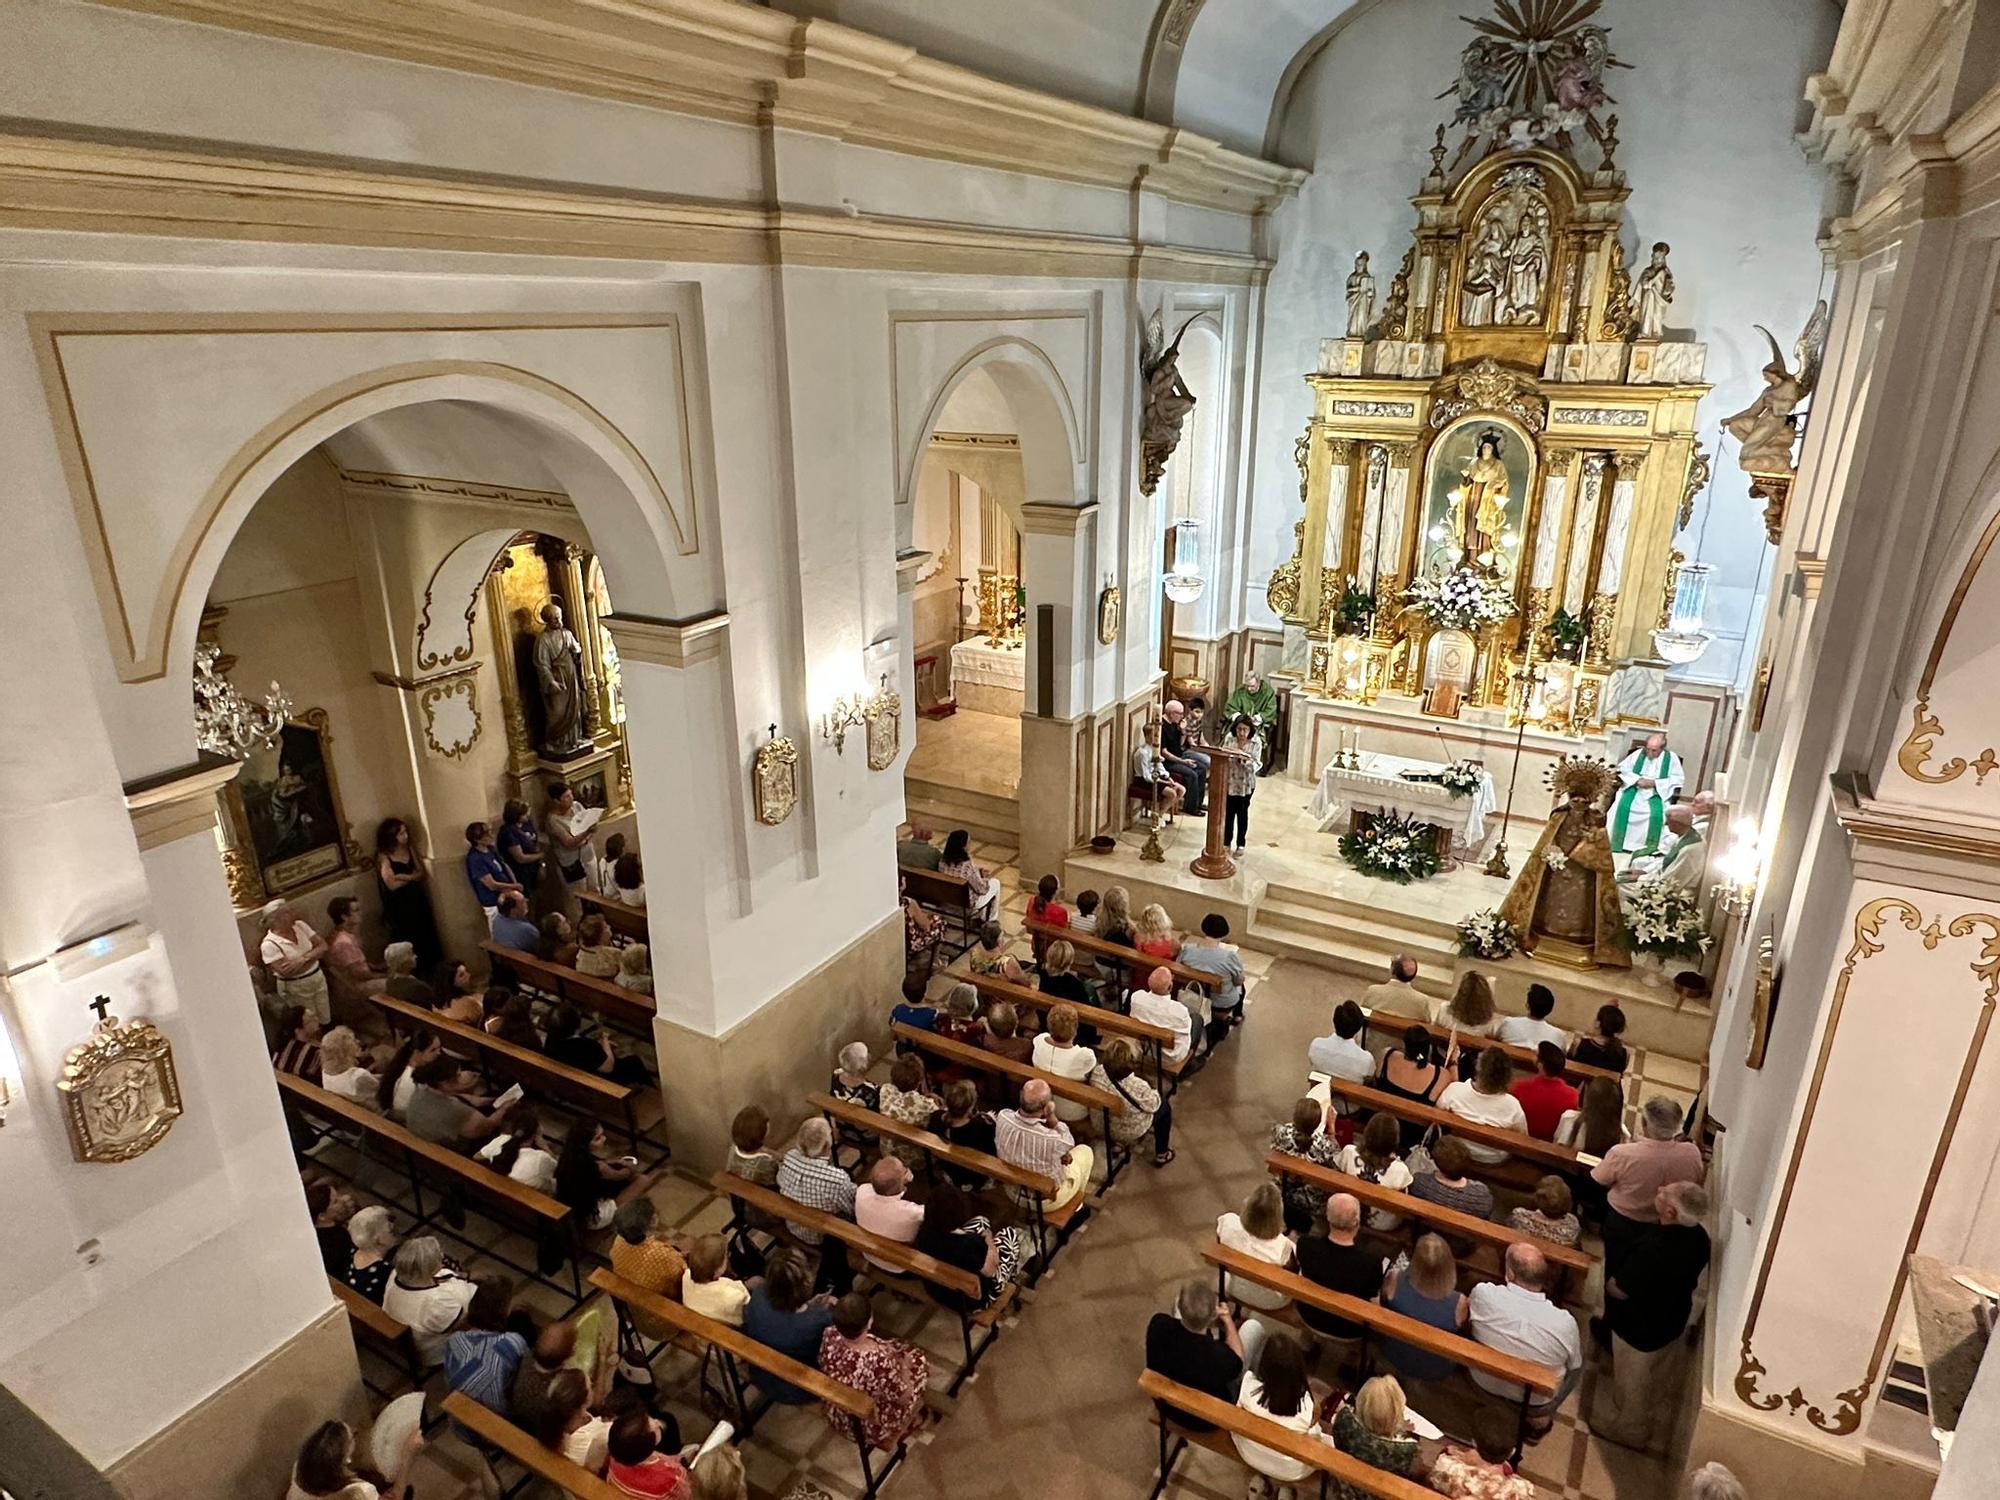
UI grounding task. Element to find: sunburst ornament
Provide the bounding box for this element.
[1440,0,1629,159]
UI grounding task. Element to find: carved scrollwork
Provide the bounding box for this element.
[1601,236,1635,342]
[1428,357,1546,433]
[1266,519,1305,619]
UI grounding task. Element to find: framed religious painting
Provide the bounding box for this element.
[222,708,360,903]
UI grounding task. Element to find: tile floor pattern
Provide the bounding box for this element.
[374,836,1704,1500]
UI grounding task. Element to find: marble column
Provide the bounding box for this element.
[1354,443,1390,589]
[1586,451,1643,665]
[1374,443,1415,607]
[1526,449,1574,643]
[1562,453,1607,617]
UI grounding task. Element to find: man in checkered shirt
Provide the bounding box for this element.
[776,1116,857,1292]
[995,1079,1093,1210]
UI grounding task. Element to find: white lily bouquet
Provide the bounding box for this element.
[1338,810,1444,884]
[1402,566,1518,633]
[1456,908,1520,959]
[1437,761,1484,799]
[1621,875,1712,961]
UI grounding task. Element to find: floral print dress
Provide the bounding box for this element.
[818,1328,931,1451]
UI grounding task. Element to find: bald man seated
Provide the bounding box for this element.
[994,1079,1093,1211]
[1468,1241,1584,1418]
[1619,803,1704,887]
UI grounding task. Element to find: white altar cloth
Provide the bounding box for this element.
[950,635,1026,693]
[1309,751,1497,851]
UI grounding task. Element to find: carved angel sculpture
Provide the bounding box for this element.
[1724,310,1819,476]
[1140,309,1199,496]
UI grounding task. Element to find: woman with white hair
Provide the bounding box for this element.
[1591,1092,1706,1280]
[318,1027,380,1110]
[381,1235,474,1365]
[614,942,654,996]
[260,901,331,1024]
[1686,1462,1746,1500]
[338,1206,400,1304]
[380,942,434,1007]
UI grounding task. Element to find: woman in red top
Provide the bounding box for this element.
[1025,874,1069,964]
[1131,903,1180,988]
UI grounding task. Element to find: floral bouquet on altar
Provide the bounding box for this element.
[1402,566,1517,633]
[1437,761,1485,800]
[1338,810,1443,885]
[1456,908,1519,960]
[1621,876,1713,962]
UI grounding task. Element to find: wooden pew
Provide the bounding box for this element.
[710,1170,1008,1392]
[482,942,655,1035]
[331,1276,422,1393]
[900,864,978,952]
[1026,917,1221,995]
[1201,1242,1560,1442]
[369,991,664,1152]
[590,1270,900,1497]
[807,1090,1076,1264]
[1360,1011,1623,1086]
[1138,1371,1441,1500]
[442,1392,625,1500]
[959,970,1183,1087]
[890,1021,1126,1185]
[275,1072,579,1297]
[1313,1075,1589,1190]
[578,890,649,945]
[1264,1152,1593,1302]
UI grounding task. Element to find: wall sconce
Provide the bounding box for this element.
[1713,814,1764,917]
[820,694,867,754]
[1163,518,1206,605]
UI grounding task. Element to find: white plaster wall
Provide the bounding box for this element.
[1244,0,1840,688]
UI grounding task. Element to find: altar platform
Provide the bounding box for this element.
[1062,789,1713,1064]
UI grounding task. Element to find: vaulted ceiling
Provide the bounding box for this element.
[769,0,1379,160]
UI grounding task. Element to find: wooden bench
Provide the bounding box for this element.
[960,970,1183,1087]
[369,991,664,1151]
[1026,917,1222,996]
[331,1276,423,1393]
[710,1170,1009,1391]
[808,1090,1077,1264]
[275,1072,579,1297]
[578,890,649,945]
[589,1269,900,1494]
[481,942,655,1036]
[890,1021,1126,1184]
[1313,1075,1589,1190]
[1264,1152,1593,1301]
[1138,1371,1441,1500]
[900,863,983,951]
[442,1392,625,1500]
[1361,1011,1622,1086]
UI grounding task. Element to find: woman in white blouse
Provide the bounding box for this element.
[1436,1045,1529,1164]
[1428,970,1505,1039]
[475,1108,559,1194]
[1216,1181,1296,1312]
[938,829,999,924]
[1029,1004,1098,1124]
[1335,1113,1414,1231]
[1233,1323,1336,1488]
[380,1236,475,1365]
[317,1027,381,1110]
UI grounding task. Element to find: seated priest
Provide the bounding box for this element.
[1607,732,1684,856]
[1619,804,1704,888]
[1223,672,1279,773]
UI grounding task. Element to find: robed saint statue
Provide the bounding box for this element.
[533,601,592,757]
[1498,758,1630,970]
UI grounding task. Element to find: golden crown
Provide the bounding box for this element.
[1546,754,1619,805]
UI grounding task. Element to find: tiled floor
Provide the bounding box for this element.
[375,837,1705,1499]
[906,709,1023,800]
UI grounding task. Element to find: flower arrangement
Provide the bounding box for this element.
[1437,761,1485,800]
[1621,876,1713,961]
[1339,811,1444,885]
[1546,606,1588,659]
[1456,908,1520,959]
[1333,576,1377,634]
[1403,566,1518,633]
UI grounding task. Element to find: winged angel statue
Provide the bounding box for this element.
[1724,299,1830,476]
[1139,308,1200,496]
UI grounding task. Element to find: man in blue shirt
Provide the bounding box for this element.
[464,821,520,930]
[490,889,540,951]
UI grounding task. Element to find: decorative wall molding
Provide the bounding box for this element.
[339,469,575,513]
[122,754,244,850]
[1330,400,1415,419]
[1550,405,1649,427]
[87,1,1305,216]
[1019,500,1100,536]
[0,130,1272,286]
[602,610,730,668]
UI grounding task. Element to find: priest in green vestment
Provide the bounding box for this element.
[1223,671,1279,775]
[1607,732,1685,855]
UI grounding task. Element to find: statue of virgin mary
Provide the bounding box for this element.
[1457,430,1511,562]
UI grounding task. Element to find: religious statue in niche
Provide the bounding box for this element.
[533,600,593,758]
[1497,757,1630,969]
[1345,252,1376,338]
[1461,182,1550,327]
[1421,417,1532,583]
[58,996,185,1163]
[1458,430,1513,561]
[1139,309,1199,496]
[1634,242,1674,339]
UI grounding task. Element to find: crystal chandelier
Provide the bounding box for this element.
[192,641,293,758]
[1163,517,1206,605]
[1651,561,1714,666]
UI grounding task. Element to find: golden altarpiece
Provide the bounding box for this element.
[1269,48,1710,747]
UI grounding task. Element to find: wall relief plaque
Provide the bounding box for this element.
[58,997,184,1164]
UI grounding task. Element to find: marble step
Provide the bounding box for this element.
[903,775,1019,846]
[1260,879,1465,945]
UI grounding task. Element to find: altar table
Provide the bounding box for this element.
[1309,751,1498,853]
[949,635,1025,715]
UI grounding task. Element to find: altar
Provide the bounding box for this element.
[1310,751,1497,855]
[949,634,1025,716]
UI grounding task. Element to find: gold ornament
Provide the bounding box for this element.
[864,676,903,771]
[752,729,799,826]
[1096,584,1122,645]
[58,997,184,1164]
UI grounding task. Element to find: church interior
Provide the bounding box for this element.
[6,2,2000,1499]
